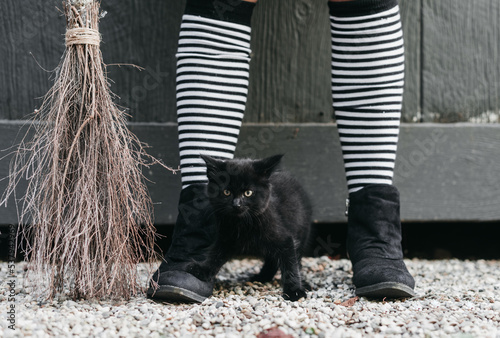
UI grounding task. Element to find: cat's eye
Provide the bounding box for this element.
[244,190,253,197]
[223,189,231,196]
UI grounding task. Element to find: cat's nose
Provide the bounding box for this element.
[233,198,242,208]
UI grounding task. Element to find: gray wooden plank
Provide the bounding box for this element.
[394,124,500,221]
[2,122,500,225]
[99,0,184,123]
[247,0,333,123]
[399,0,422,122]
[248,0,422,123]
[422,0,500,122]
[0,0,65,120]
[0,0,184,123]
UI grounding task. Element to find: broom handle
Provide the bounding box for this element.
[67,0,94,28]
[61,0,98,187]
[68,0,94,7]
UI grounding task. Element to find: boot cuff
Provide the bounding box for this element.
[349,184,399,204]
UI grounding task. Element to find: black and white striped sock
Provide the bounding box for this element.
[329,0,404,193]
[176,0,255,188]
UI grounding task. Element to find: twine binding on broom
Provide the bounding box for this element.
[65,28,101,47]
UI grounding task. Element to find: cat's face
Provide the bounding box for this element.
[202,155,283,219]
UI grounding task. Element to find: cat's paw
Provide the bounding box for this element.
[302,280,313,291]
[283,287,307,301]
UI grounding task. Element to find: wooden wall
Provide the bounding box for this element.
[1,0,500,224]
[422,0,500,122]
[2,0,499,123]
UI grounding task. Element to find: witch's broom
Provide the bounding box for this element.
[1,0,162,300]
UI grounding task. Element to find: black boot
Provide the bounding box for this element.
[147,185,216,303]
[347,184,416,298]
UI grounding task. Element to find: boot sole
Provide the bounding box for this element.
[147,285,207,303]
[356,282,416,299]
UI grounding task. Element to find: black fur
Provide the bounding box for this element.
[190,154,312,301]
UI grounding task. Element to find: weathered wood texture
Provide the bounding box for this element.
[5,0,495,123]
[246,0,333,123]
[97,0,184,123]
[0,1,64,120]
[2,123,500,224]
[247,0,421,123]
[0,0,183,122]
[399,0,421,122]
[2,0,498,122]
[422,0,500,122]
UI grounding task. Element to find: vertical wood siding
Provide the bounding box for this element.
[0,0,499,123]
[422,0,500,122]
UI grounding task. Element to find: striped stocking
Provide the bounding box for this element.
[329,0,405,193]
[176,0,255,188]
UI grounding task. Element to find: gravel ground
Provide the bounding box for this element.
[1,257,499,337]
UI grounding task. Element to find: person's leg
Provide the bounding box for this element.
[177,0,255,188]
[330,0,402,192]
[148,0,256,303]
[329,0,415,298]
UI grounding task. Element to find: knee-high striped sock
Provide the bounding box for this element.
[176,0,255,188]
[329,0,404,193]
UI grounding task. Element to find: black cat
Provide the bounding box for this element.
[189,154,312,301]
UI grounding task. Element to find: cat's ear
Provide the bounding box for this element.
[254,154,284,177]
[201,155,223,178]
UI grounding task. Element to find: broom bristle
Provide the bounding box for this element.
[2,0,162,300]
